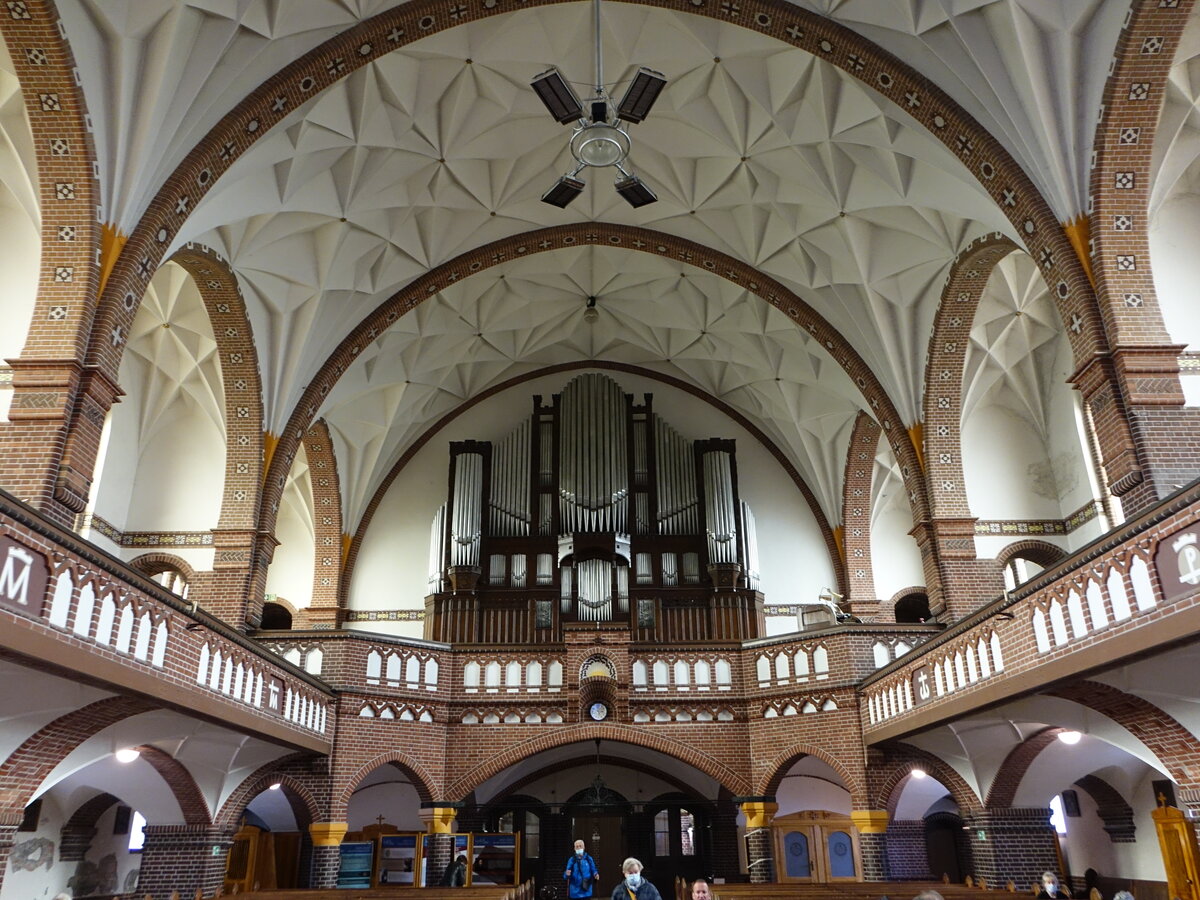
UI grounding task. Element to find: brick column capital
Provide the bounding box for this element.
[420,806,459,834]
[849,810,890,834]
[309,822,349,847]
[737,800,777,829]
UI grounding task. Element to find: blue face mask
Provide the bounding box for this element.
[627,874,642,889]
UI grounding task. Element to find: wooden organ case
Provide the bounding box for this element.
[423,374,765,644]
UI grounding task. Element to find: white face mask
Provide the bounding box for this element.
[575,849,584,856]
[1045,886,1057,895]
[627,874,642,889]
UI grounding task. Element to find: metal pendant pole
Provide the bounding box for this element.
[594,0,603,96]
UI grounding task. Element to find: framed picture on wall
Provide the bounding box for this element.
[1061,790,1081,818]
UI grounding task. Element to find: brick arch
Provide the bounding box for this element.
[129,552,199,585]
[1045,679,1200,787]
[135,744,212,825]
[995,540,1067,570]
[74,0,1115,542]
[335,751,439,818]
[869,744,983,816]
[923,234,1020,519]
[755,743,863,803]
[169,245,264,531]
[268,226,924,558]
[984,726,1062,809]
[215,753,323,829]
[1090,0,1192,351]
[492,753,702,805]
[91,0,1101,390]
[1082,0,1200,511]
[1073,773,1136,843]
[0,0,104,523]
[842,411,882,609]
[445,724,752,801]
[62,791,120,833]
[341,359,843,607]
[301,420,342,628]
[0,696,157,823]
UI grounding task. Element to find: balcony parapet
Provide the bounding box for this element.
[861,480,1200,741]
[0,490,333,751]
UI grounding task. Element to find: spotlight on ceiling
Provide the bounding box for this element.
[614,174,657,208]
[269,782,283,791]
[533,0,666,207]
[541,175,587,208]
[617,67,668,124]
[911,768,927,779]
[1057,730,1082,745]
[584,295,599,323]
[531,67,585,125]
[115,748,141,764]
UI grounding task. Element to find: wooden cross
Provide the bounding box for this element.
[377,814,387,825]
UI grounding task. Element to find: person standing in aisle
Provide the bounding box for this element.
[565,840,600,899]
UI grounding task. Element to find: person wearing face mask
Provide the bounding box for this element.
[1038,872,1071,899]
[564,840,600,899]
[611,858,663,900]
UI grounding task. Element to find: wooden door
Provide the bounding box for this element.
[1153,805,1200,900]
[772,812,863,884]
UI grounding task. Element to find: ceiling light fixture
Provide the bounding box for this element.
[911,768,927,779]
[269,782,282,791]
[115,748,140,764]
[1057,730,1082,745]
[533,0,666,208]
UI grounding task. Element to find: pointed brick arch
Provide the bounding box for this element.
[1084,0,1200,512]
[1046,679,1200,788]
[1073,773,1136,843]
[302,421,343,628]
[135,744,212,825]
[264,225,925,553]
[0,0,104,524]
[341,360,843,607]
[0,696,157,822]
[445,724,751,802]
[868,743,983,816]
[69,0,1118,545]
[335,752,438,819]
[755,742,864,804]
[169,245,267,624]
[216,753,324,830]
[169,245,265,533]
[984,726,1062,809]
[842,411,882,614]
[924,234,1020,520]
[90,0,1101,392]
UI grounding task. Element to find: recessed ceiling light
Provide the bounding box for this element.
[115,748,140,763]
[269,782,282,790]
[1057,730,1082,745]
[911,768,927,779]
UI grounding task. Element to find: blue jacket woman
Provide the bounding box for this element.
[564,842,600,899]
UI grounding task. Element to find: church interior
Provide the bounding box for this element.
[1,1,1200,899]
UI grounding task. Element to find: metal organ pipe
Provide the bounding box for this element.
[489,419,531,537]
[559,375,627,534]
[740,500,761,590]
[703,449,737,563]
[427,504,446,591]
[451,452,483,567]
[655,416,698,534]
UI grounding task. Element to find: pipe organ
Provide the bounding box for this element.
[424,374,765,643]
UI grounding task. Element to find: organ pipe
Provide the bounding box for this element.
[451,452,483,567]
[655,416,699,534]
[577,558,612,621]
[741,500,761,590]
[427,504,446,591]
[559,374,628,534]
[489,418,531,537]
[703,449,737,563]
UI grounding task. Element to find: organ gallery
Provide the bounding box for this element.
[424,374,765,643]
